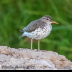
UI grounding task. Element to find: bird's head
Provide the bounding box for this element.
[41,15,58,24]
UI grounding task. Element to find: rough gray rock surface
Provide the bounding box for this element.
[0,46,72,70]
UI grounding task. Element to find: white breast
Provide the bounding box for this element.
[23,24,52,40]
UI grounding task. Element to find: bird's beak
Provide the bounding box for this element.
[51,21,58,24]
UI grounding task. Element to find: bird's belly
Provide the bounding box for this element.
[25,25,52,40]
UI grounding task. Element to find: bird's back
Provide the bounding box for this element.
[23,19,47,32]
[19,17,52,38]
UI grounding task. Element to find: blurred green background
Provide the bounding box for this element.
[0,0,72,61]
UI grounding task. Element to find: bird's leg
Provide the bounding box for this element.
[31,39,33,50]
[38,40,40,51]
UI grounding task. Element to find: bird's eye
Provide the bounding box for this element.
[47,19,48,20]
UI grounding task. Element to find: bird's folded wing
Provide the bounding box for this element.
[23,19,46,32]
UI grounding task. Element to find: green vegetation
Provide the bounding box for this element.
[0,0,72,60]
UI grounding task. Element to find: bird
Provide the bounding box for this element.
[19,15,58,51]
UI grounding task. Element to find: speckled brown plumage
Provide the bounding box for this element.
[20,15,52,32]
[19,15,58,51]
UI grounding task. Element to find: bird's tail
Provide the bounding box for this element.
[19,35,22,38]
[19,29,25,38]
[19,33,25,38]
[19,30,24,32]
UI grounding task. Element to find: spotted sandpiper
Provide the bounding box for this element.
[19,15,58,51]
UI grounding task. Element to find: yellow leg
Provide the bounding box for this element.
[31,39,33,50]
[38,40,40,51]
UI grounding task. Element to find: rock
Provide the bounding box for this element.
[0,46,72,70]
